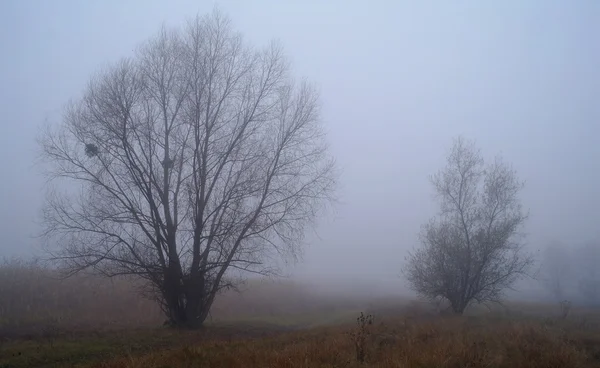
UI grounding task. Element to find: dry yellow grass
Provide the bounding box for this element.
[4,314,600,368]
[84,317,599,368]
[0,259,367,336]
[0,259,162,337]
[3,259,600,367]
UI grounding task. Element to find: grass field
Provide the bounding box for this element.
[4,308,600,368]
[2,260,600,367]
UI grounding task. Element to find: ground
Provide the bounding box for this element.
[4,303,600,367]
[2,261,600,367]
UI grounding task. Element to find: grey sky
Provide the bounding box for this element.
[1,1,599,285]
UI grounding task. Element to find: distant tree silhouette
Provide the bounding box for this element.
[404,137,533,314]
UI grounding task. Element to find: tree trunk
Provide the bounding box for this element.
[163,265,187,327]
[163,286,186,327]
[164,294,208,328]
[183,293,205,329]
[449,299,467,315]
[162,272,210,329]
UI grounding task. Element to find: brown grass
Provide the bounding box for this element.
[76,317,600,368]
[0,259,162,337]
[2,259,600,367]
[0,259,368,337]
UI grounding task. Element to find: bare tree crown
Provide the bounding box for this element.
[39,10,336,326]
[405,137,532,313]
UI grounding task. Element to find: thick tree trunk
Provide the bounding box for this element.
[183,293,205,328]
[165,302,186,326]
[164,296,207,328]
[449,298,467,315]
[162,272,210,329]
[452,305,466,314]
[163,284,186,326]
[162,264,187,327]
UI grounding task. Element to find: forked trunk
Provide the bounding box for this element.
[183,293,205,328]
[162,275,210,329]
[164,295,208,328]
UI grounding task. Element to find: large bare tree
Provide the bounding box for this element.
[39,11,336,327]
[404,137,533,314]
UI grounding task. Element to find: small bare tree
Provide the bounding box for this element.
[404,137,533,314]
[38,10,336,328]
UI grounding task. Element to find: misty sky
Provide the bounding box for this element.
[0,1,599,286]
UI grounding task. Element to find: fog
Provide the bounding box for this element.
[1,1,599,298]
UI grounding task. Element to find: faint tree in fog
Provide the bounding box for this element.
[576,241,600,306]
[404,137,533,314]
[539,242,571,302]
[38,10,336,328]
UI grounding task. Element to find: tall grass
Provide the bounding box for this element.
[3,258,600,367]
[0,259,371,337]
[86,316,597,368]
[0,258,161,337]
